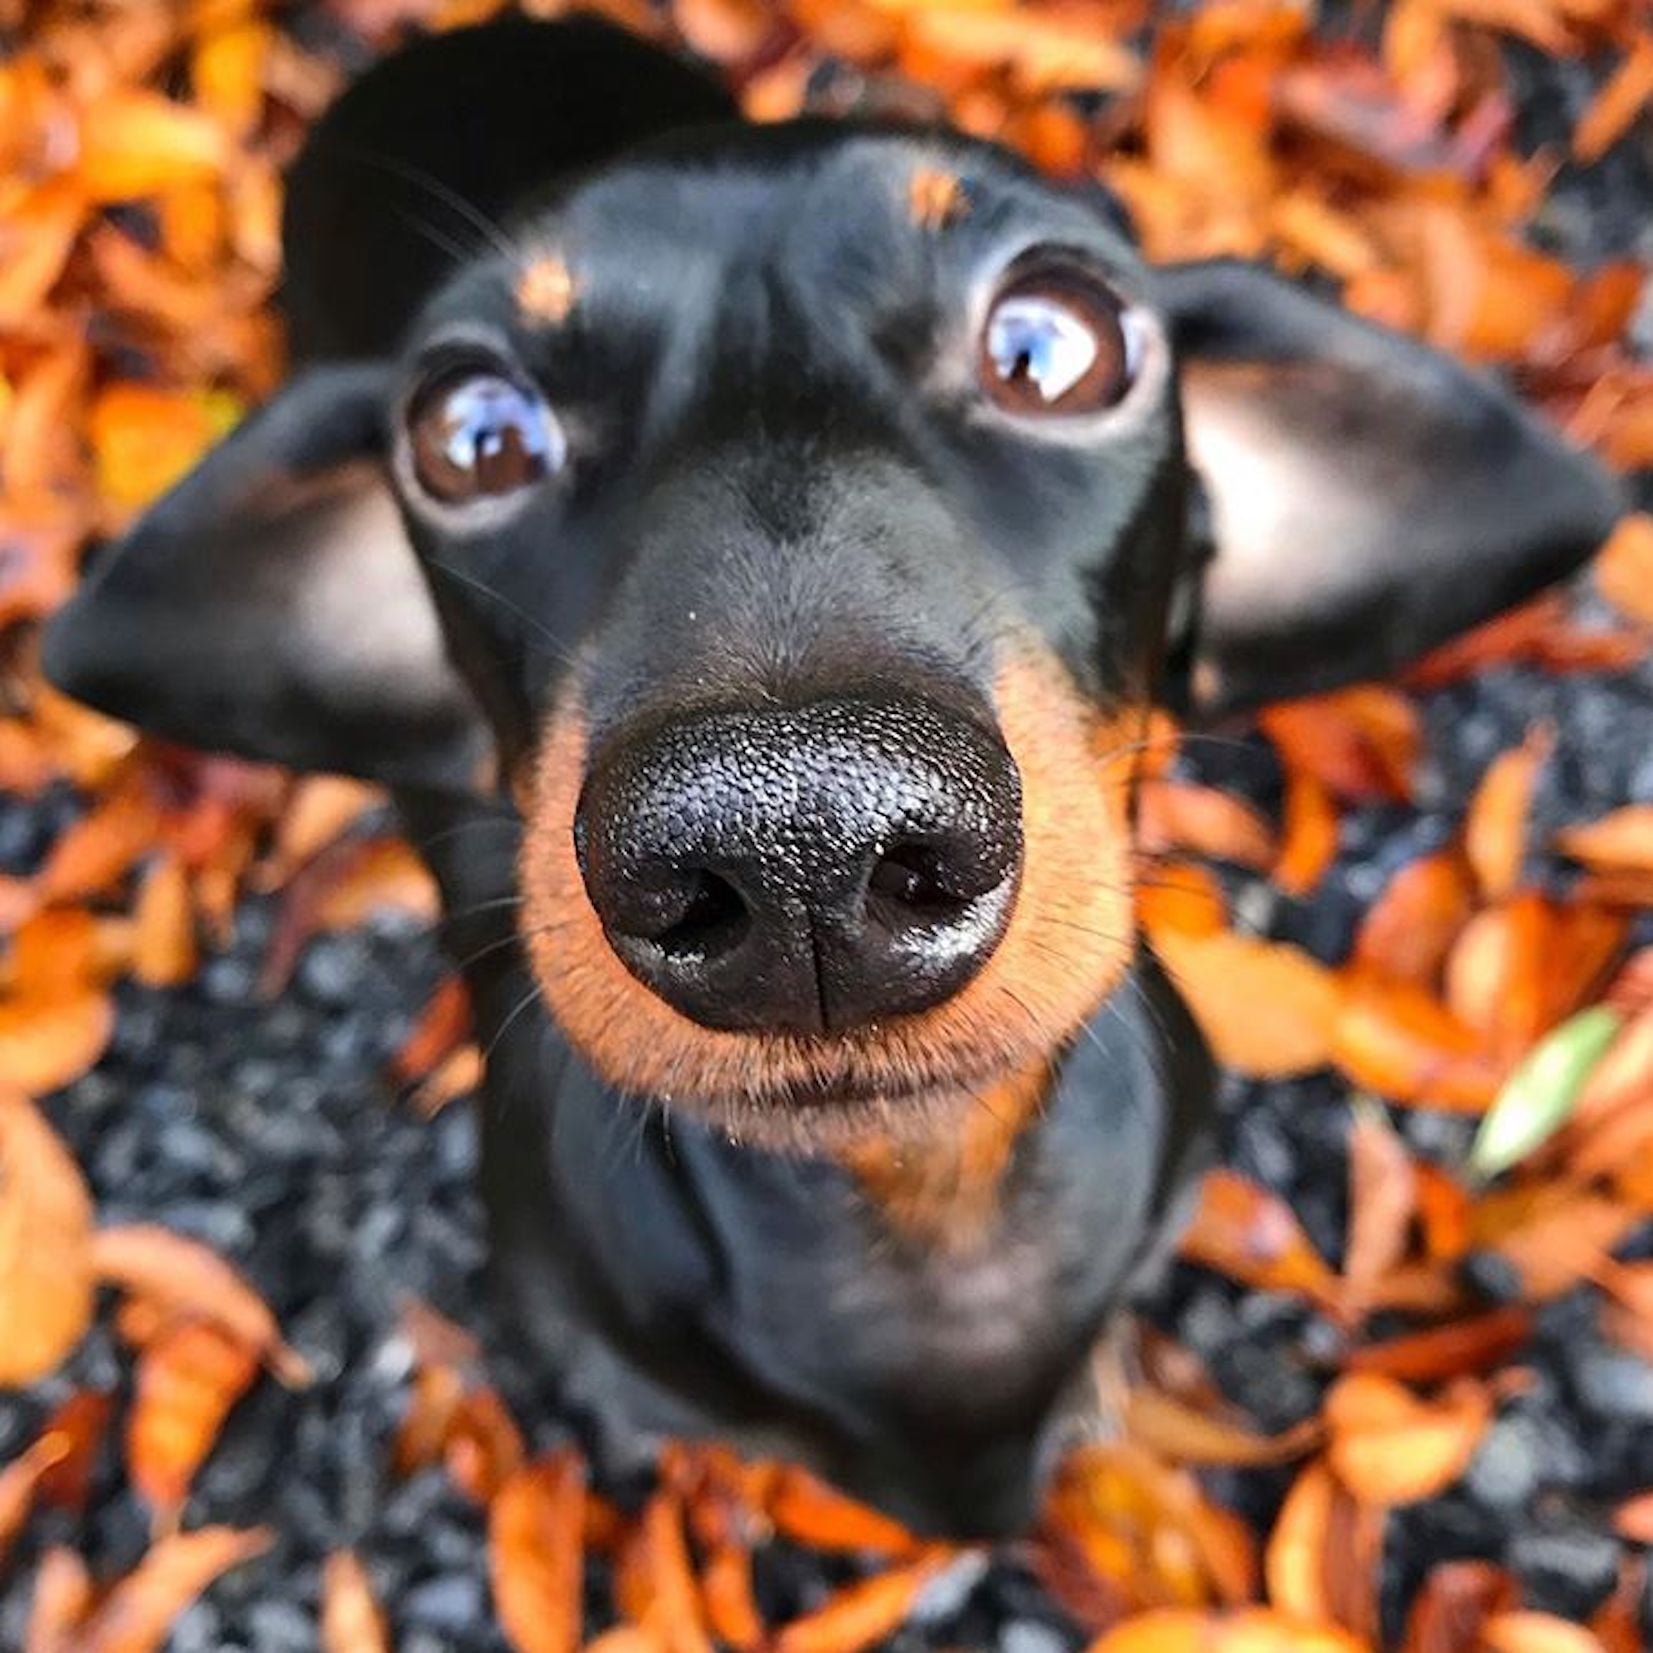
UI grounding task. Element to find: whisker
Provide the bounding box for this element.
[423,559,579,668]
[322,140,523,264]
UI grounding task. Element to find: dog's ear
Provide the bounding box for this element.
[43,365,491,791]
[1159,258,1622,716]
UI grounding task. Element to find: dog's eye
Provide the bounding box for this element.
[980,272,1134,417]
[407,371,562,504]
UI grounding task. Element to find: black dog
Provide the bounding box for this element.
[45,18,1620,1535]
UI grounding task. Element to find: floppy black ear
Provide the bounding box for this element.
[1160,258,1623,716]
[42,365,491,791]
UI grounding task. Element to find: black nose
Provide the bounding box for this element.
[575,695,1022,1034]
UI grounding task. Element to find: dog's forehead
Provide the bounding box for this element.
[411,126,1146,346]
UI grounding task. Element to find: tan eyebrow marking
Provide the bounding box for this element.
[908,165,968,231]
[517,253,577,325]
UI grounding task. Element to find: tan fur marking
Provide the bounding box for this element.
[908,165,967,231]
[837,1060,1053,1254]
[518,643,1139,1156]
[517,254,577,324]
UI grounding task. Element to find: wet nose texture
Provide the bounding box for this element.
[574,696,1023,1035]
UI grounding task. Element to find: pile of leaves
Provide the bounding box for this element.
[1,0,1653,1649]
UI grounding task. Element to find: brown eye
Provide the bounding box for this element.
[979,271,1134,416]
[408,370,562,504]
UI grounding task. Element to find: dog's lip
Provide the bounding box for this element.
[763,1050,1002,1112]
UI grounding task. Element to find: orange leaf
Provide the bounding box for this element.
[766,1464,921,1558]
[1125,1388,1322,1468]
[1342,1105,1417,1319]
[1265,1459,1337,1623]
[1346,1307,1533,1383]
[24,1546,94,1653]
[1350,850,1476,989]
[1401,1559,1517,1653]
[673,0,776,64]
[1261,688,1419,803]
[1486,1190,1640,1299]
[1324,1372,1491,1505]
[132,854,198,988]
[1556,804,1653,875]
[0,1436,70,1570]
[1090,1607,1367,1652]
[1274,772,1340,899]
[77,90,229,203]
[1613,1490,1653,1544]
[90,1225,310,1385]
[1332,977,1502,1111]
[1574,33,1653,162]
[1179,1170,1338,1306]
[1137,780,1278,870]
[1481,1611,1609,1653]
[0,988,115,1095]
[311,838,440,930]
[445,1385,526,1504]
[128,1320,260,1522]
[1594,513,1653,625]
[773,1550,953,1653]
[1137,860,1228,939]
[0,1088,93,1385]
[79,1526,271,1653]
[1154,930,1341,1078]
[321,1550,390,1653]
[489,1452,586,1653]
[1465,727,1551,899]
[392,976,474,1086]
[35,1388,116,1515]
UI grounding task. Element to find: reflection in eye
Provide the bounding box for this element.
[979,272,1134,417]
[409,372,564,504]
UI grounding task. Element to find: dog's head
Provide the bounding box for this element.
[46,107,1618,1148]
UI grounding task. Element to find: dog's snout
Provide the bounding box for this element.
[575,696,1022,1036]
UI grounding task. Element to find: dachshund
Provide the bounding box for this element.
[44,16,1621,1537]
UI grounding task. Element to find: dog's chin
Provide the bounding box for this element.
[650,1047,1011,1157]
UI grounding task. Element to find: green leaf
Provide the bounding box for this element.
[1470,1005,1624,1181]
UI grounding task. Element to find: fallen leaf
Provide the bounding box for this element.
[0,1435,70,1569]
[1464,726,1551,899]
[1343,1102,1417,1318]
[321,1550,390,1653]
[1154,930,1341,1078]
[24,1546,94,1653]
[1481,1611,1609,1653]
[1594,513,1653,624]
[90,1225,310,1385]
[1555,804,1653,875]
[1137,780,1278,870]
[767,1464,921,1557]
[1573,32,1653,162]
[1179,1170,1338,1307]
[1346,1307,1533,1383]
[772,1550,953,1653]
[131,853,198,988]
[1260,688,1419,802]
[1333,977,1503,1111]
[489,1452,586,1653]
[128,1319,260,1524]
[1324,1372,1491,1505]
[1401,1559,1517,1653]
[1273,771,1340,898]
[1613,1489,1653,1544]
[79,1525,271,1653]
[445,1384,526,1504]
[1090,1606,1367,1652]
[0,1088,94,1385]
[77,89,229,203]
[0,987,115,1095]
[1349,850,1477,988]
[34,1387,115,1514]
[1470,1004,1623,1177]
[1125,1388,1323,1468]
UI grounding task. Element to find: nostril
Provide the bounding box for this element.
[652,869,749,962]
[866,840,971,923]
